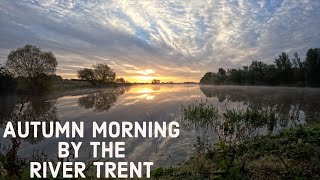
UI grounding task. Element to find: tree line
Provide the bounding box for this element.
[200,48,320,87]
[0,45,125,94]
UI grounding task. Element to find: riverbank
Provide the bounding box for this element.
[149,122,320,179]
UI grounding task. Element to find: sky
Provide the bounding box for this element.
[0,0,320,83]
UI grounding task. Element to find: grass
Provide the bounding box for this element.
[150,102,320,179]
[51,80,131,91]
[149,123,320,179]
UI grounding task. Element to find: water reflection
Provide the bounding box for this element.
[0,96,59,144]
[0,84,320,175]
[200,85,320,123]
[78,87,127,112]
[0,96,57,177]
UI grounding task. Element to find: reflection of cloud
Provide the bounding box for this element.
[1,1,320,81]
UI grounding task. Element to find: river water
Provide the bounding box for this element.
[0,84,319,168]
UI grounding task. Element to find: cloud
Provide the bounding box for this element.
[0,0,320,81]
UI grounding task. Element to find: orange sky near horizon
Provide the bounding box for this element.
[57,69,200,83]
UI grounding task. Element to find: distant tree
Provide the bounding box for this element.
[262,64,278,85]
[200,72,215,84]
[93,64,116,85]
[227,69,242,84]
[292,52,303,69]
[6,44,57,78]
[49,74,63,82]
[292,52,306,86]
[305,48,320,86]
[217,68,227,82]
[77,68,95,82]
[116,78,126,83]
[274,52,293,84]
[199,48,320,87]
[77,64,116,86]
[152,79,160,84]
[248,61,265,84]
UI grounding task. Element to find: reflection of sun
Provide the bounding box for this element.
[145,95,155,100]
[135,94,155,100]
[136,88,155,93]
[129,87,156,100]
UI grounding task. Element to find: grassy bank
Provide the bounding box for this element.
[9,79,132,95]
[150,122,320,179]
[149,103,320,179]
[52,80,132,91]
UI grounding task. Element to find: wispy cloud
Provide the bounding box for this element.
[0,0,319,82]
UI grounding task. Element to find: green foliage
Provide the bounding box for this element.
[151,123,320,179]
[200,48,320,86]
[182,101,219,128]
[181,102,280,143]
[157,102,320,179]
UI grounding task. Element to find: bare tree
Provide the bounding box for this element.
[6,44,57,78]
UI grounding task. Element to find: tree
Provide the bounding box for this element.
[93,64,116,85]
[6,45,57,78]
[262,64,278,85]
[77,68,95,82]
[152,79,160,84]
[116,78,126,83]
[274,52,293,84]
[292,52,306,86]
[200,72,215,84]
[227,69,242,84]
[4,45,58,93]
[248,60,265,84]
[199,48,319,87]
[77,64,116,86]
[217,68,227,82]
[305,48,320,86]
